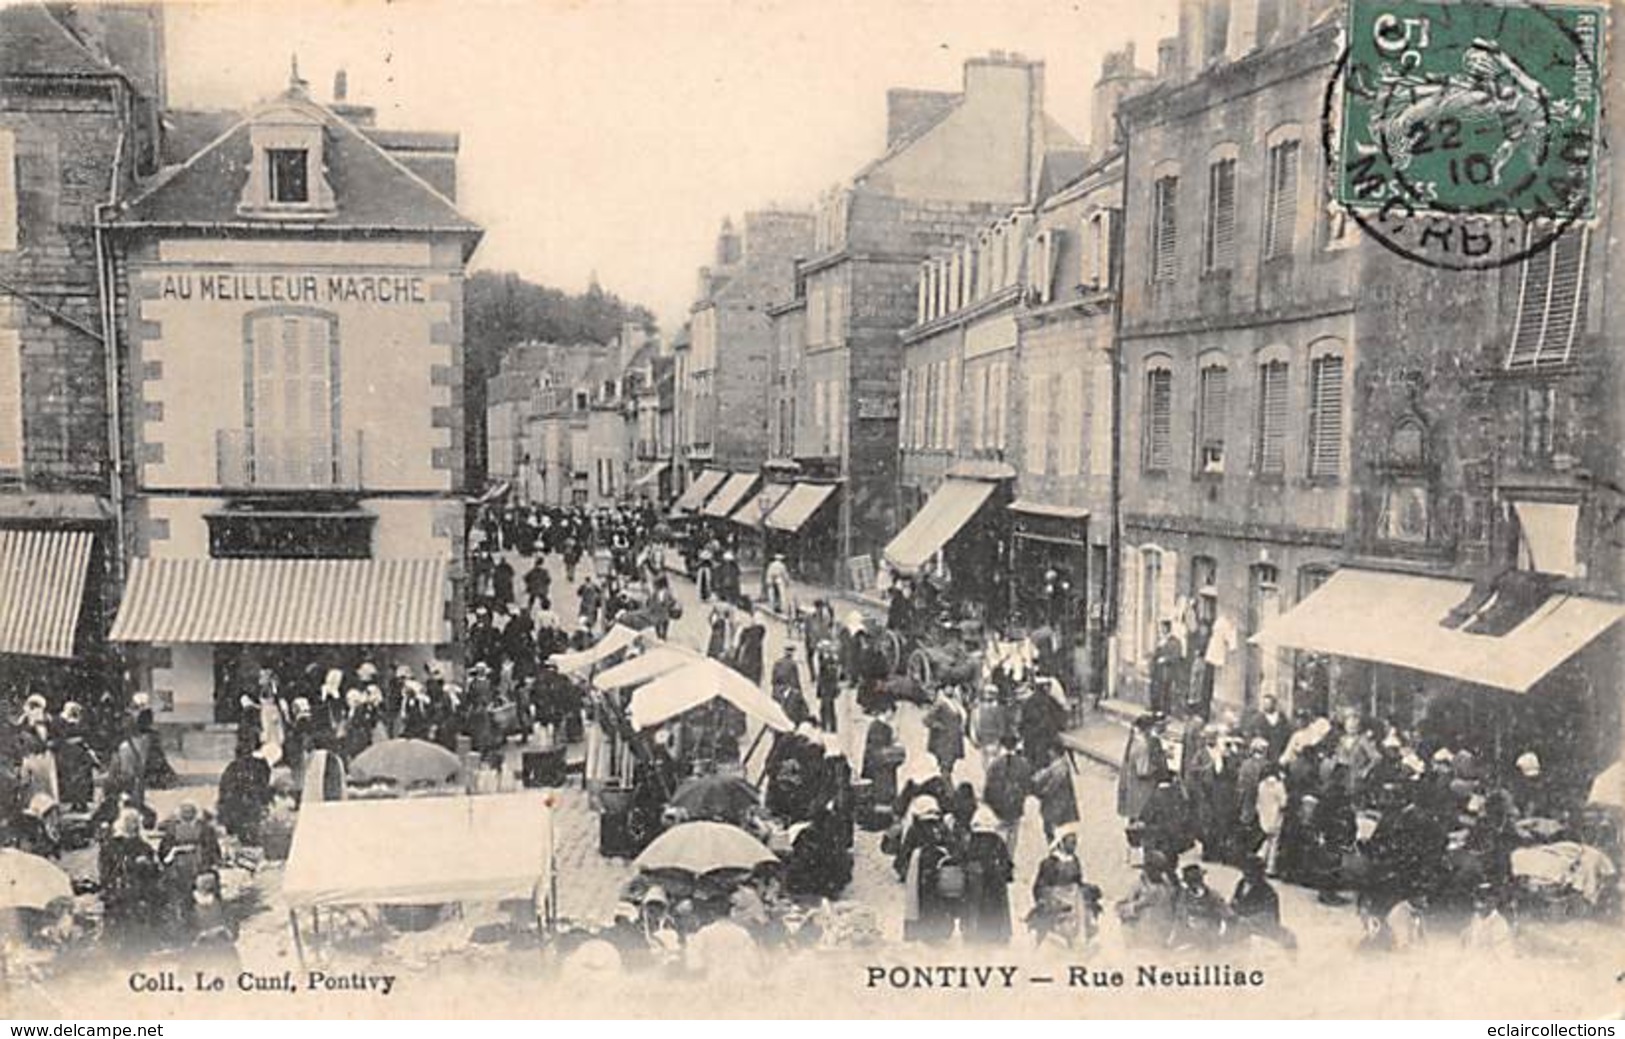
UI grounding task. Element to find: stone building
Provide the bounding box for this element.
[523,340,626,509]
[0,3,165,700]
[772,53,1082,591]
[104,68,481,734]
[484,340,557,499]
[1116,0,1355,717]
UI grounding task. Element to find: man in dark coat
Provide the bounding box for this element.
[1017,681,1068,767]
[1031,754,1080,843]
[814,640,842,732]
[771,646,805,718]
[982,736,1032,857]
[1148,620,1185,716]
[1243,692,1293,763]
[730,605,767,686]
[215,746,274,844]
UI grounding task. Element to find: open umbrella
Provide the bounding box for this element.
[629,659,792,733]
[349,738,462,787]
[634,821,776,874]
[0,848,73,910]
[594,644,704,692]
[1588,760,1624,808]
[669,773,761,825]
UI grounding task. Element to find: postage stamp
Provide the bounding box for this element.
[1333,0,1604,266]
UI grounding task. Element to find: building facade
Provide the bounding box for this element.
[105,71,481,729]
[0,3,165,702]
[1117,2,1354,717]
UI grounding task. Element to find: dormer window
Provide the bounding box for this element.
[268,149,309,203]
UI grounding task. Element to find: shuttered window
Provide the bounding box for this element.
[1143,366,1173,473]
[1196,364,1228,474]
[1255,360,1289,476]
[246,313,338,487]
[0,130,15,251]
[945,357,959,450]
[1151,175,1179,283]
[898,369,913,450]
[1025,372,1050,474]
[1307,354,1344,479]
[0,326,20,471]
[1058,369,1084,476]
[1263,140,1300,259]
[1506,227,1589,369]
[1204,158,1237,272]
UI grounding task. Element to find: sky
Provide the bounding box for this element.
[163,0,1178,332]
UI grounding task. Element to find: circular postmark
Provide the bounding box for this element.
[1322,0,1604,271]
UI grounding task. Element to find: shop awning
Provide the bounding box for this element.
[765,482,837,533]
[702,473,759,518]
[883,478,994,575]
[0,529,94,658]
[108,557,447,645]
[1251,567,1625,693]
[671,469,727,512]
[282,792,553,909]
[732,482,792,529]
[592,644,704,691]
[1009,500,1090,520]
[631,462,669,489]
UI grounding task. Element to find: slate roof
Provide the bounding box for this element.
[118,90,480,237]
[0,3,120,78]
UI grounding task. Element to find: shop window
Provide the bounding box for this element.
[1254,358,1289,476]
[1142,361,1173,474]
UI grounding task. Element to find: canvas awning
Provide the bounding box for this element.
[282,793,553,909]
[631,462,669,489]
[0,529,93,658]
[732,482,792,529]
[1250,567,1625,693]
[629,658,793,733]
[702,473,759,518]
[764,482,837,533]
[882,478,995,575]
[671,469,727,512]
[108,557,446,645]
[592,644,705,691]
[548,623,644,675]
[1009,500,1090,521]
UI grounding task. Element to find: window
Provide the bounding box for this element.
[1520,384,1557,464]
[828,379,843,455]
[1506,227,1589,369]
[267,149,309,204]
[1196,362,1228,473]
[573,390,588,412]
[1203,158,1237,272]
[1025,372,1051,474]
[1029,229,1059,304]
[1057,369,1084,476]
[1142,364,1173,473]
[1255,359,1289,476]
[1191,555,1218,625]
[0,325,19,471]
[1140,548,1164,660]
[1307,352,1345,479]
[1082,210,1114,289]
[1263,140,1300,258]
[0,129,15,251]
[989,361,1009,452]
[245,312,338,487]
[1151,175,1179,283]
[899,369,913,450]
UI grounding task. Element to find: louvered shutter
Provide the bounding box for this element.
[1256,361,1288,475]
[1153,177,1179,282]
[1308,355,1344,479]
[1121,546,1142,664]
[1206,159,1237,271]
[0,130,15,251]
[1264,142,1300,258]
[0,327,20,471]
[1145,368,1172,472]
[1198,365,1228,470]
[1159,548,1181,637]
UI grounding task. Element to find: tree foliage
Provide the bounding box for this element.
[463,270,657,486]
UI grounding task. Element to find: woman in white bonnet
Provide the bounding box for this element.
[15,693,59,802]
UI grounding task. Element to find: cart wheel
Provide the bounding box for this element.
[881,629,904,674]
[906,649,933,690]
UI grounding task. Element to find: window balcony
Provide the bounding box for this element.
[217,428,364,491]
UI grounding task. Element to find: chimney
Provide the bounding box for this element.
[716,218,742,267]
[330,70,377,127]
[333,68,348,103]
[1156,37,1179,79]
[1091,44,1151,155]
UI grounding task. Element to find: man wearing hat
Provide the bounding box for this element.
[813,639,842,732]
[1171,863,1230,949]
[771,645,809,728]
[765,552,792,616]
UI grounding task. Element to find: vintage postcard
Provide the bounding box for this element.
[0,0,1620,1021]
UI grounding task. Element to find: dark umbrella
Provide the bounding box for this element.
[669,773,761,825]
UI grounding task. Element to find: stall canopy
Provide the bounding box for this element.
[549,623,643,675]
[108,557,446,645]
[629,658,793,732]
[702,473,759,519]
[882,478,995,574]
[672,469,727,513]
[1250,567,1625,693]
[282,793,553,908]
[765,482,837,533]
[631,462,669,489]
[732,482,793,529]
[0,529,93,658]
[593,643,705,691]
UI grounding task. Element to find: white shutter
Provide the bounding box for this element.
[1159,548,1180,631]
[1099,210,1117,289]
[1025,371,1047,474]
[945,357,960,451]
[1079,216,1097,289]
[0,130,15,251]
[1060,369,1084,476]
[1121,546,1142,664]
[0,326,20,470]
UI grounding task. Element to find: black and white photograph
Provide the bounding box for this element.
[0,0,1620,1021]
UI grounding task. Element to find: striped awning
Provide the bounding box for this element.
[702,473,759,518]
[0,529,94,658]
[883,478,994,575]
[764,482,837,533]
[732,482,792,529]
[109,557,447,645]
[671,469,727,513]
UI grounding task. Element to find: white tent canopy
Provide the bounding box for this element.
[593,644,705,691]
[282,793,553,909]
[549,624,644,676]
[629,659,792,733]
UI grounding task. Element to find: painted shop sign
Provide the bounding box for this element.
[152,270,432,305]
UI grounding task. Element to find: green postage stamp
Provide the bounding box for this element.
[1337,0,1603,223]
